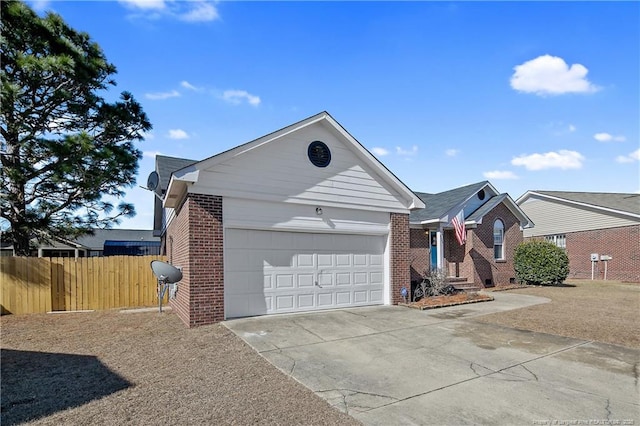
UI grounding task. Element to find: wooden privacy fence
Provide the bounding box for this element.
[1,255,168,315]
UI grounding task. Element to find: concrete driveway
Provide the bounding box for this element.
[225,292,640,425]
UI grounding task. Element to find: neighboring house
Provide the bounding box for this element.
[159,111,425,327]
[0,229,160,257]
[409,181,533,290]
[517,191,640,282]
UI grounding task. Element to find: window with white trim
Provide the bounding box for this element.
[545,234,566,249]
[493,219,504,260]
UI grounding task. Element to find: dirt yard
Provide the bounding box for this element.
[477,279,640,349]
[2,279,638,425]
[1,309,360,426]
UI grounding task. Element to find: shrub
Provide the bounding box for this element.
[414,268,458,301]
[514,240,569,285]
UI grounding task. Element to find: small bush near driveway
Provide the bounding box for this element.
[514,240,569,285]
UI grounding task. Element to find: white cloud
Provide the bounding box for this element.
[180,80,201,91]
[616,149,640,163]
[510,55,600,96]
[396,145,418,156]
[168,129,189,140]
[371,147,389,157]
[144,90,180,100]
[179,1,219,22]
[119,0,219,22]
[445,148,459,157]
[221,90,261,106]
[568,124,576,132]
[119,0,166,10]
[29,0,52,12]
[483,170,519,180]
[593,132,626,142]
[511,150,585,170]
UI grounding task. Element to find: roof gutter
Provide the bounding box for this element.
[164,167,199,208]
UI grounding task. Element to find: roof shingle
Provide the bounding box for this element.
[155,155,197,192]
[532,191,640,215]
[410,181,488,222]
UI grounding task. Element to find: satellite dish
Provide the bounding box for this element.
[150,260,183,313]
[146,171,160,191]
[151,260,182,283]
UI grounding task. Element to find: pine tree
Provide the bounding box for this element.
[1,1,152,255]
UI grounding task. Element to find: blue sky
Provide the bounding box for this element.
[30,1,640,230]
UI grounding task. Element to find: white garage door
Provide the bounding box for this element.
[225,229,385,318]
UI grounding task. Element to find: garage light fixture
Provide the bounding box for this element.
[316,207,323,215]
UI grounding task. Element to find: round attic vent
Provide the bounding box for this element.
[478,189,486,200]
[307,141,331,168]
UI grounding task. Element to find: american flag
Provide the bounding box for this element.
[451,209,466,245]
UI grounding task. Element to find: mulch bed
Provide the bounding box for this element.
[400,292,494,310]
[483,284,529,292]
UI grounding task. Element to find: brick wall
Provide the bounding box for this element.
[410,229,429,283]
[167,194,224,327]
[444,229,468,278]
[408,204,523,288]
[526,225,639,282]
[467,203,522,287]
[166,197,190,325]
[391,213,410,304]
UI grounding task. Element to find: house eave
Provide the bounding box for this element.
[164,169,199,209]
[409,219,478,229]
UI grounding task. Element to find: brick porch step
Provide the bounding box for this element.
[446,277,482,292]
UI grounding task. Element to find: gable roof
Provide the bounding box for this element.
[164,111,425,211]
[153,155,197,235]
[411,181,490,222]
[518,190,640,217]
[155,155,197,193]
[466,194,508,222]
[411,181,533,228]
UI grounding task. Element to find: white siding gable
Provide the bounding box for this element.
[521,196,638,237]
[461,185,498,221]
[189,121,410,213]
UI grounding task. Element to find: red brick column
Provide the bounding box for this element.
[188,194,224,326]
[167,194,224,327]
[390,213,410,304]
[410,229,430,283]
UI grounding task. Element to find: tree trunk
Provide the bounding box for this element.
[11,226,31,256]
[3,138,30,256]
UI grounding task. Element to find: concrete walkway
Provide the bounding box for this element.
[225,292,640,425]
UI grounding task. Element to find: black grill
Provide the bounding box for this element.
[307,141,331,168]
